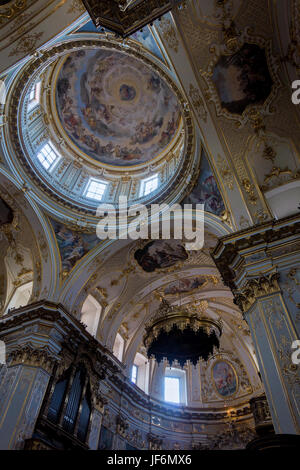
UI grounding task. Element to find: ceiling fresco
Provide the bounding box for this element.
[212,43,273,115]
[134,240,189,272]
[50,219,100,272]
[55,48,181,166]
[181,149,225,216]
[163,276,207,295]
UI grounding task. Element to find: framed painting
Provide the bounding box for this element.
[212,360,238,397]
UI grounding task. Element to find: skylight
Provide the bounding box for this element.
[140,174,158,197]
[37,142,60,170]
[85,179,107,201]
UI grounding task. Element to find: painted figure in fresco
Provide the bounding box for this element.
[182,150,225,216]
[164,276,206,295]
[53,222,99,272]
[134,240,188,273]
[213,361,237,397]
[212,43,273,115]
[119,84,136,101]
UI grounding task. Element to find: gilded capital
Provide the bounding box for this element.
[233,273,280,314]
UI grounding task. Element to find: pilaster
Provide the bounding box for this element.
[212,215,300,434]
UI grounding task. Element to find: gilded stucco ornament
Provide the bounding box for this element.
[9,346,57,373]
[0,0,27,24]
[233,273,280,314]
[189,84,207,122]
[200,26,281,129]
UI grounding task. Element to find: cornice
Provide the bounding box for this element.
[0,300,122,374]
[212,214,300,291]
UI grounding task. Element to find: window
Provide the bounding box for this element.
[80,294,102,337]
[113,333,124,362]
[164,377,180,403]
[140,174,158,197]
[132,353,150,393]
[5,281,33,314]
[164,368,187,405]
[37,142,60,170]
[85,179,107,201]
[29,81,41,105]
[131,365,138,384]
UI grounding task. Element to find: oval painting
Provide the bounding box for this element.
[212,361,237,397]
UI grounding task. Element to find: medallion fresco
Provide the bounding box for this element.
[212,361,237,397]
[55,48,181,166]
[182,150,225,216]
[212,43,273,115]
[134,240,188,273]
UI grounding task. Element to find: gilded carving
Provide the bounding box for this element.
[216,155,234,191]
[0,0,27,25]
[9,346,57,374]
[242,178,257,205]
[67,0,85,13]
[8,31,43,57]
[234,273,280,313]
[189,84,207,122]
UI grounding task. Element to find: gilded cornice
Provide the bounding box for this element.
[0,300,122,374]
[212,214,300,291]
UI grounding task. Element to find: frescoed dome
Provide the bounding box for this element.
[55,48,182,167]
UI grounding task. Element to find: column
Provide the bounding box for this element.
[237,277,300,434]
[213,214,300,435]
[0,349,54,449]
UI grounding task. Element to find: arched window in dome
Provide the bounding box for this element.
[164,367,187,405]
[139,174,158,197]
[80,294,102,337]
[28,81,41,109]
[37,142,61,171]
